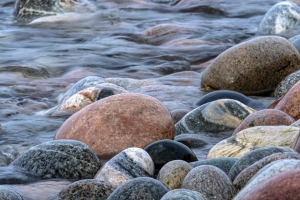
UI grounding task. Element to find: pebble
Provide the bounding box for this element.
[201,36,300,95]
[174,134,209,148]
[272,69,300,98]
[54,93,174,159]
[107,177,169,200]
[182,165,234,200]
[11,140,101,179]
[160,189,206,200]
[175,99,255,135]
[258,1,300,35]
[157,160,192,190]
[289,34,300,53]
[0,187,23,200]
[232,109,295,135]
[171,109,190,124]
[207,126,299,159]
[94,147,154,187]
[227,146,294,181]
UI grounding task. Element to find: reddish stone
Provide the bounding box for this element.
[233,109,294,135]
[54,93,174,159]
[239,169,300,200]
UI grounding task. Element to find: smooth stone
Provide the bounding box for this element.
[207,126,299,159]
[56,179,115,200]
[272,69,300,98]
[174,134,209,148]
[144,139,197,173]
[175,99,255,135]
[227,146,294,181]
[258,1,300,35]
[237,168,300,200]
[160,189,206,200]
[234,159,300,200]
[233,152,300,191]
[171,109,190,124]
[54,93,174,159]
[11,140,100,179]
[107,177,169,200]
[195,90,265,110]
[157,160,192,190]
[190,157,238,175]
[0,187,23,200]
[201,36,300,95]
[182,165,234,200]
[94,147,154,188]
[232,109,295,135]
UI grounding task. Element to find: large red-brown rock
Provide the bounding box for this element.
[54,93,174,159]
[237,169,300,200]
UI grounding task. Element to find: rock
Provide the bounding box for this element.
[233,152,300,191]
[105,77,160,91]
[94,147,154,187]
[157,160,192,190]
[234,159,300,200]
[11,140,100,179]
[182,165,234,200]
[227,146,294,181]
[56,179,115,200]
[232,109,295,135]
[190,157,238,175]
[160,189,206,200]
[258,1,300,35]
[291,118,300,127]
[0,187,23,200]
[290,34,300,53]
[272,70,300,98]
[237,168,300,200]
[107,177,169,200]
[175,134,209,148]
[171,109,190,124]
[175,99,255,135]
[207,126,299,159]
[144,139,197,173]
[54,93,174,159]
[201,36,300,95]
[195,90,265,110]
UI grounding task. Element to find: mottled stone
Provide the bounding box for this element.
[160,189,205,200]
[11,140,100,179]
[175,134,209,148]
[171,109,190,124]
[107,177,169,200]
[233,109,295,135]
[233,152,300,191]
[237,169,300,200]
[54,93,174,159]
[182,165,234,200]
[0,187,23,200]
[201,36,300,95]
[57,180,115,200]
[195,90,265,110]
[176,99,255,135]
[144,139,197,173]
[272,70,300,98]
[234,159,300,200]
[157,160,192,190]
[207,126,299,159]
[258,1,300,35]
[95,147,154,187]
[228,146,294,181]
[190,157,238,175]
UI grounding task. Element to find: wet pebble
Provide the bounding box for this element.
[174,134,209,148]
[171,109,190,124]
[95,147,154,187]
[0,187,23,200]
[272,69,300,98]
[160,189,205,200]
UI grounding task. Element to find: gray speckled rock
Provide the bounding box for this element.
[258,1,300,35]
[201,36,300,95]
[233,152,300,191]
[228,146,294,181]
[95,147,154,187]
[157,160,192,190]
[11,140,101,179]
[272,70,300,98]
[182,165,234,200]
[175,99,255,135]
[234,159,300,200]
[57,179,115,200]
[107,177,169,200]
[0,187,23,200]
[190,157,238,175]
[160,189,206,200]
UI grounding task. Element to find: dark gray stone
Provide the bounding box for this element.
[160,189,205,200]
[175,134,209,148]
[0,187,23,200]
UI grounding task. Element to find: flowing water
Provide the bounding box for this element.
[0,0,290,190]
